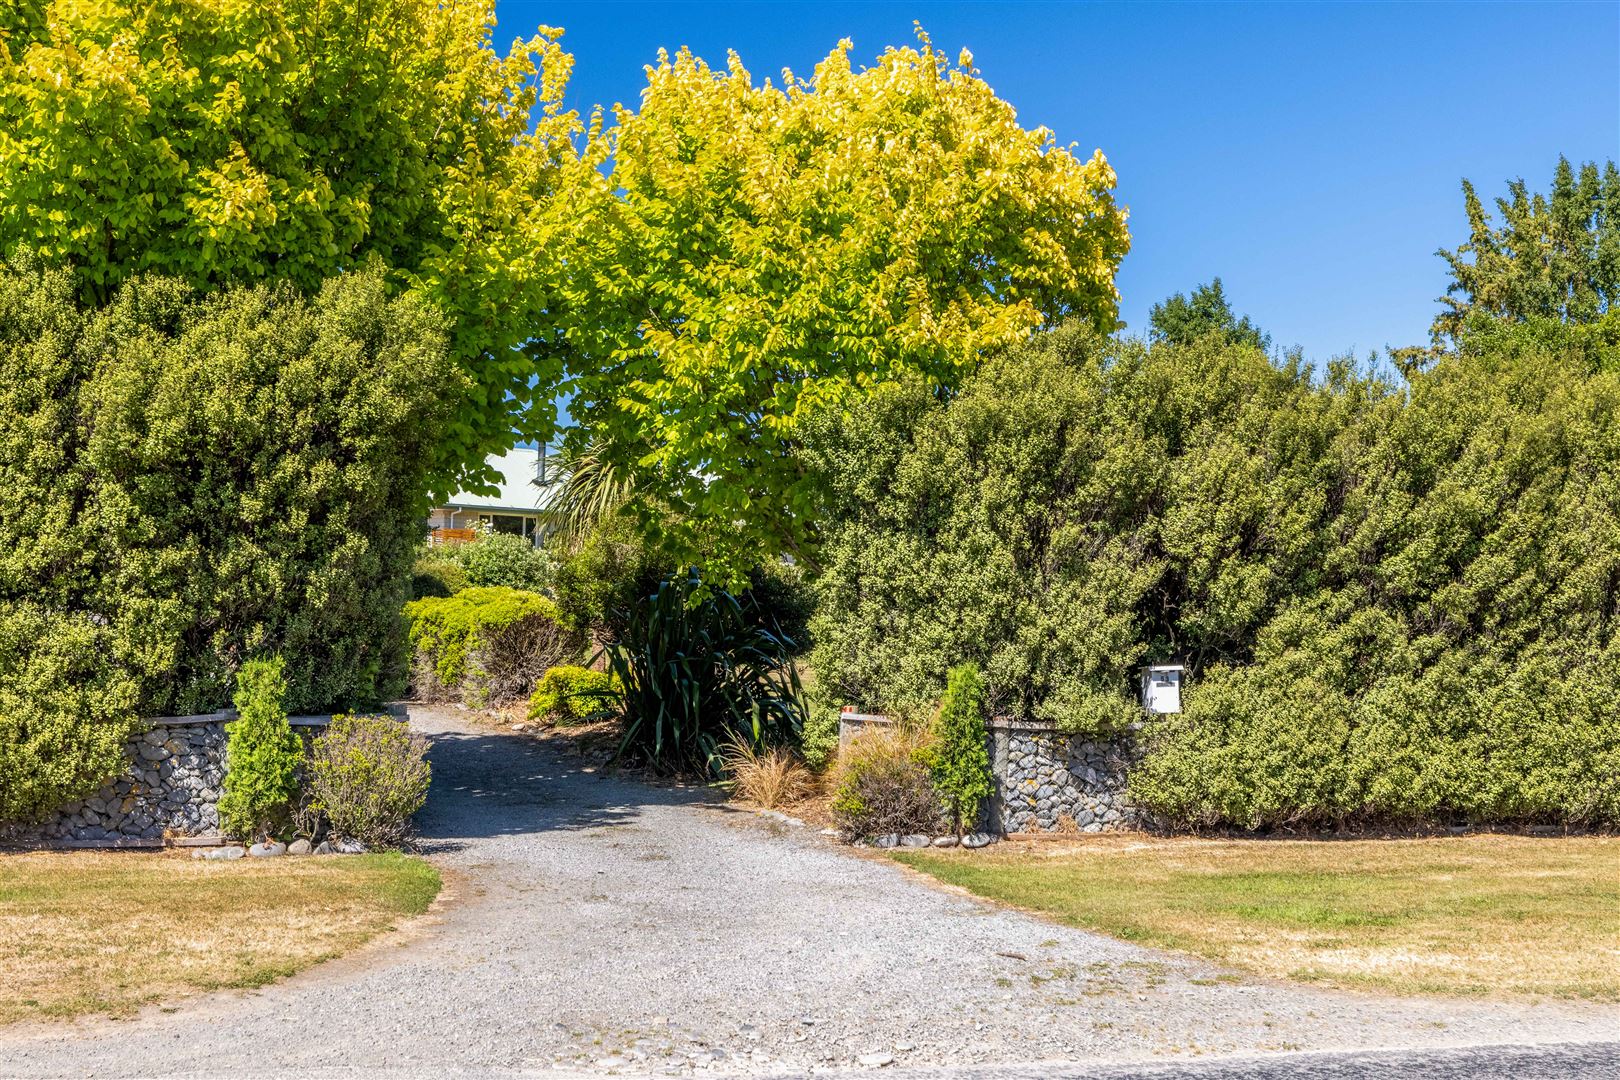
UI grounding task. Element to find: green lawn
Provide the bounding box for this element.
[0,850,440,1025]
[894,834,1620,1000]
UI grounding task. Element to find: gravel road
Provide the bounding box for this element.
[1,705,1614,1079]
[881,1041,1620,1079]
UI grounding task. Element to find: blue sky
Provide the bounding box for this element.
[498,0,1618,361]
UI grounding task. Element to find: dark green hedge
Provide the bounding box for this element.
[809,320,1620,828]
[1130,325,1620,828]
[0,255,462,820]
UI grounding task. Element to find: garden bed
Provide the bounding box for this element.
[0,850,440,1025]
[893,833,1620,1000]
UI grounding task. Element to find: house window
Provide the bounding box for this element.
[486,514,527,536]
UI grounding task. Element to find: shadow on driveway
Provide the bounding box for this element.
[410,725,716,854]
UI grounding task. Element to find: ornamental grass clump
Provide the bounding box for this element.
[306,714,431,849]
[931,663,994,835]
[720,738,814,810]
[218,657,302,842]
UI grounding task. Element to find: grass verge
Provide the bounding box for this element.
[893,834,1619,1000]
[0,850,440,1025]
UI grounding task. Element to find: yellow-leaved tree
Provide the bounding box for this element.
[0,0,582,487]
[558,32,1130,583]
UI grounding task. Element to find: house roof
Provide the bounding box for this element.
[440,447,553,514]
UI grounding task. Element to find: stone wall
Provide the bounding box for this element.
[6,711,335,847]
[838,710,1149,835]
[992,719,1149,834]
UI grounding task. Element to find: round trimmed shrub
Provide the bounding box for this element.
[404,587,583,705]
[459,530,554,592]
[411,554,470,599]
[527,665,619,726]
[307,713,431,848]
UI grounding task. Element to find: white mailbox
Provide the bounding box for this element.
[1140,664,1184,714]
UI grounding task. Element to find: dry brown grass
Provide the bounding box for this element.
[895,833,1620,1000]
[825,723,929,788]
[721,740,815,809]
[0,850,440,1025]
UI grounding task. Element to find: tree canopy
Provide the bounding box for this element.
[0,0,582,485]
[1148,278,1270,351]
[1433,156,1620,345]
[556,34,1131,584]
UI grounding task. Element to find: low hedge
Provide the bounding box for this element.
[404,587,582,706]
[526,665,619,726]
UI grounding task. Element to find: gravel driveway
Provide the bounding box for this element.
[1,705,1614,1078]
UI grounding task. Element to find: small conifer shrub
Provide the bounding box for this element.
[931,663,994,835]
[218,657,303,841]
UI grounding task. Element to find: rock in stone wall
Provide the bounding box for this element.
[837,710,1149,835]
